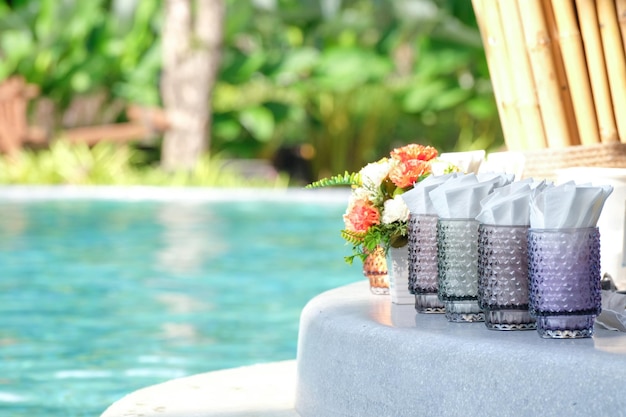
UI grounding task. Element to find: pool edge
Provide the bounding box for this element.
[99,360,299,417]
[0,185,349,203]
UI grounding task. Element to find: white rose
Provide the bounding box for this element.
[358,159,392,202]
[430,159,459,176]
[352,186,371,202]
[359,159,391,189]
[381,195,409,224]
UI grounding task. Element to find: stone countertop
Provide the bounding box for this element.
[295,281,626,417]
[101,281,626,417]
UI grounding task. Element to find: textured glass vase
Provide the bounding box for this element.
[437,219,484,322]
[387,245,413,304]
[528,227,602,339]
[478,224,535,330]
[408,214,445,313]
[362,246,389,295]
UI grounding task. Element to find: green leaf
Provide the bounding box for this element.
[402,81,447,113]
[431,88,470,111]
[314,47,393,90]
[239,105,275,142]
[213,117,242,142]
[275,47,319,77]
[306,171,360,188]
[465,96,497,120]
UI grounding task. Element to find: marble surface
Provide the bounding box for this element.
[295,281,626,417]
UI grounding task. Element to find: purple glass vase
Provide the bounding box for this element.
[408,214,445,313]
[528,227,602,339]
[478,224,535,330]
[437,218,484,323]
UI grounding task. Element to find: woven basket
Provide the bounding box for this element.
[521,142,626,181]
[362,246,389,295]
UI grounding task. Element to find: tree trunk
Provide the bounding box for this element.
[160,0,225,171]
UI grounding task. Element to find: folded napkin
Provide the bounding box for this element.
[476,172,515,189]
[529,181,614,228]
[475,182,534,226]
[429,173,507,219]
[479,151,525,179]
[400,173,457,215]
[438,150,485,174]
[596,290,626,332]
[478,178,534,207]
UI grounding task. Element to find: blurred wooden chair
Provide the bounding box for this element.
[0,76,167,153]
[62,104,169,145]
[0,76,47,155]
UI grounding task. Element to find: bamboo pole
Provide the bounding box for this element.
[576,0,619,143]
[549,0,600,145]
[542,0,581,146]
[517,0,571,148]
[498,0,547,150]
[486,1,528,151]
[597,0,626,143]
[617,0,626,54]
[472,0,525,151]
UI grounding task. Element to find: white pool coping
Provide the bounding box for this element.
[100,360,299,417]
[0,185,350,203]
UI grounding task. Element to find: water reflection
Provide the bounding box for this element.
[154,203,229,345]
[160,323,201,342]
[156,293,211,314]
[0,203,27,239]
[369,297,392,326]
[156,203,227,275]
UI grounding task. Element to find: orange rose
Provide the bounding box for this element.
[343,199,380,233]
[388,159,432,188]
[390,144,438,163]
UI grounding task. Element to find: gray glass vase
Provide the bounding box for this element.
[437,218,484,323]
[408,213,444,313]
[478,224,535,330]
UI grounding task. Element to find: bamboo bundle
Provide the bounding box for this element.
[548,0,600,145]
[598,0,626,142]
[472,0,626,177]
[575,0,618,143]
[542,0,581,146]
[617,0,626,55]
[472,0,524,151]
[499,0,547,150]
[517,0,572,148]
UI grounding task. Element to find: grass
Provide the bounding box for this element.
[0,140,290,188]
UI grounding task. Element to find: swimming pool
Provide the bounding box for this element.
[0,187,360,417]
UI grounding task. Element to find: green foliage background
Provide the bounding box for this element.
[0,0,503,185]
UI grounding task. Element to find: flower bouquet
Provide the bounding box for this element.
[307,144,454,264]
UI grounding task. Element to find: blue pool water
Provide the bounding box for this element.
[0,189,360,416]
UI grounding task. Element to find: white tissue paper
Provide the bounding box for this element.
[479,151,525,179]
[475,183,532,226]
[475,180,549,226]
[529,181,614,228]
[476,172,515,188]
[438,150,485,174]
[596,291,626,332]
[478,178,534,208]
[429,173,510,219]
[400,173,457,215]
